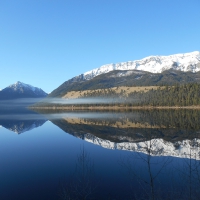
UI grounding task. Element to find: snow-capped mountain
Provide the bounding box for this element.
[83,51,200,80]
[0,81,47,99]
[8,81,45,94]
[49,51,200,97]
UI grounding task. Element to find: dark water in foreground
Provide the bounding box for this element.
[0,108,200,200]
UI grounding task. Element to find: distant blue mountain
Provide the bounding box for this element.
[0,81,47,100]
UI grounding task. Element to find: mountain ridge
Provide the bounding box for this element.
[83,51,200,80]
[49,51,200,97]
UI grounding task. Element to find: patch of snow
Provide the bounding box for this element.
[110,70,135,78]
[135,75,142,80]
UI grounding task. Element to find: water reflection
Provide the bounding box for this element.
[59,146,97,200]
[120,144,200,200]
[42,110,200,199]
[0,109,200,199]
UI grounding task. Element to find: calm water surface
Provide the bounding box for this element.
[0,109,200,200]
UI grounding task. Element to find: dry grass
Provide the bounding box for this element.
[62,86,162,98]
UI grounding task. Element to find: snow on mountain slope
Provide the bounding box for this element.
[83,51,200,80]
[9,81,37,92]
[79,133,200,159]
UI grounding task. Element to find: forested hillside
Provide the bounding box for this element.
[132,83,200,106]
[80,83,200,107]
[33,83,200,108]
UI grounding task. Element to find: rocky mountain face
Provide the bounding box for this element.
[49,51,200,97]
[0,81,48,100]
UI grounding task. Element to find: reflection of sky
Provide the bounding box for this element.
[0,121,128,199]
[43,112,126,120]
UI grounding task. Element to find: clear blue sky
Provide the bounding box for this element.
[0,0,200,93]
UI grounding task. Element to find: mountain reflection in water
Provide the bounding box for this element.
[45,110,200,159]
[0,108,47,133]
[0,109,200,199]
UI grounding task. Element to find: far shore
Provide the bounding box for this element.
[29,105,200,110]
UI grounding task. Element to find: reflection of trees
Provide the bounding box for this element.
[174,139,200,200]
[120,129,171,200]
[59,147,97,200]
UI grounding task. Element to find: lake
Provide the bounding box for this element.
[0,108,200,200]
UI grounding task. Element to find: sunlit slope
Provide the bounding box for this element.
[62,86,161,99]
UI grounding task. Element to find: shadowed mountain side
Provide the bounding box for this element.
[49,69,200,97]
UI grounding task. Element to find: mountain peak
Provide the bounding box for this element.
[9,81,36,91]
[16,81,23,84]
[0,82,47,100]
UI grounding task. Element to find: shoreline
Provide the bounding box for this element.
[29,105,200,110]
